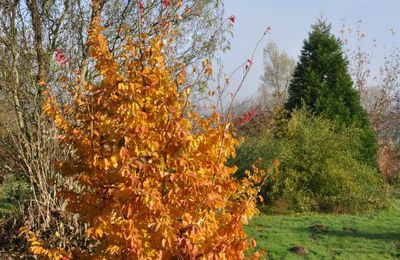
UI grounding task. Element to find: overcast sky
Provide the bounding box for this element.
[221,0,400,99]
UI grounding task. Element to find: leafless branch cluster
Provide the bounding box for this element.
[340,19,400,181]
[0,0,227,255]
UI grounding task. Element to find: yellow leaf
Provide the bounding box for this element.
[106,245,121,254]
[104,158,111,170]
[95,227,104,238]
[111,155,118,168]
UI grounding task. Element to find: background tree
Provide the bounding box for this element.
[339,21,400,182]
[285,19,377,167]
[339,20,400,136]
[259,41,295,109]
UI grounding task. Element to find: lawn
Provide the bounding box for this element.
[245,199,400,259]
[1,197,399,259]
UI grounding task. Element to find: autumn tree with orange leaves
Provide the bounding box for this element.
[24,1,266,258]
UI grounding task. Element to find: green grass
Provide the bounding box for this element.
[245,199,400,259]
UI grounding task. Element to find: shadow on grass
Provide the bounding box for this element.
[294,227,400,241]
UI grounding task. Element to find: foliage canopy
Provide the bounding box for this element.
[26,4,263,259]
[234,110,388,214]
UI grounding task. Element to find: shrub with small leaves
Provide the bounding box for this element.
[274,110,388,213]
[235,109,389,213]
[0,172,29,205]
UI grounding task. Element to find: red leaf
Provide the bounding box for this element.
[54,49,67,65]
[162,0,169,8]
[138,0,144,16]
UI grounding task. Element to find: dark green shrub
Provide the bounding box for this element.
[232,131,284,200]
[234,109,389,213]
[0,172,29,205]
[275,110,388,213]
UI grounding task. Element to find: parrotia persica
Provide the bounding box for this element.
[29,2,262,259]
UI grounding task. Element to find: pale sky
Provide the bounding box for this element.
[221,0,400,99]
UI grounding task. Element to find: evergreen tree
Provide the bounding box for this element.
[285,19,377,167]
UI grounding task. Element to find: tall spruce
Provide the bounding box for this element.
[285,19,377,167]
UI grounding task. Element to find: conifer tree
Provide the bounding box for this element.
[285,19,377,167]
